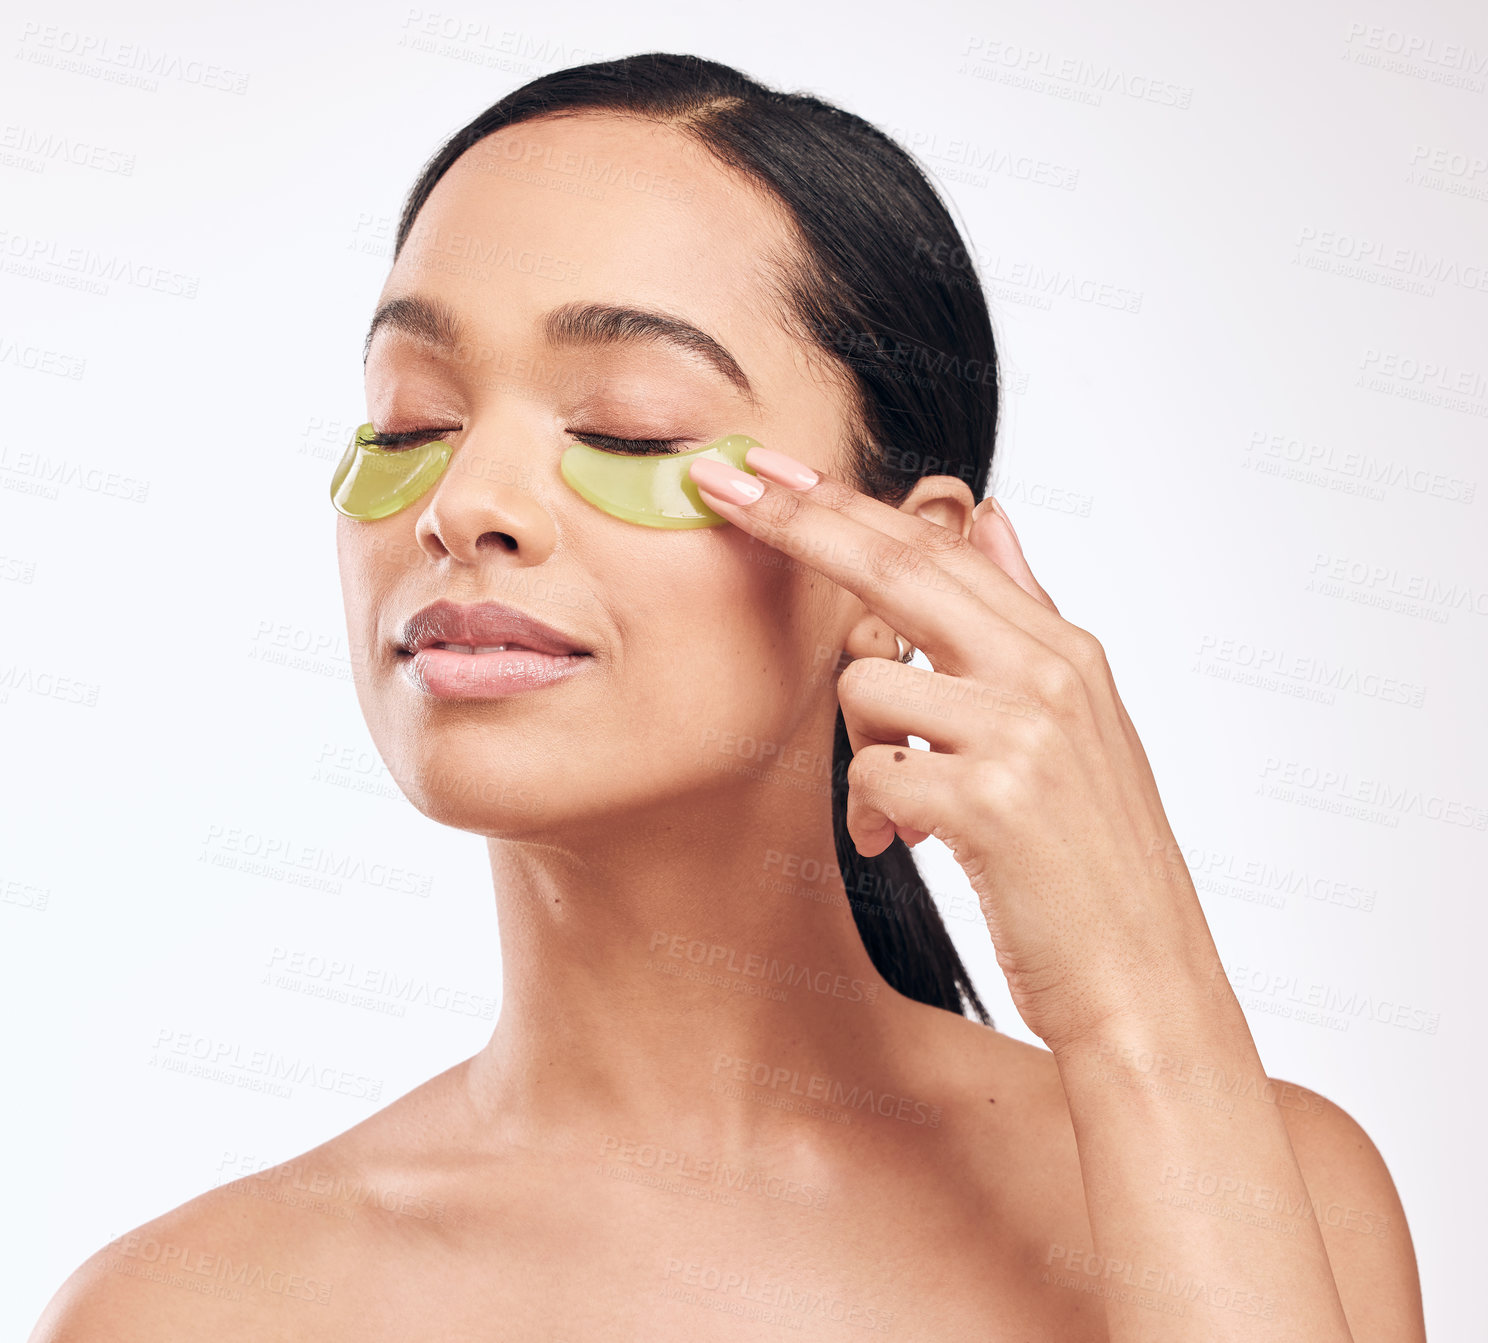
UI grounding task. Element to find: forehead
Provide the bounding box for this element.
[385,113,801,359]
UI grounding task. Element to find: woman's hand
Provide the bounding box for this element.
[691,447,1423,1343]
[689,448,1221,1057]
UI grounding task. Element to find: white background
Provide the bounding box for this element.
[2,1,1483,1336]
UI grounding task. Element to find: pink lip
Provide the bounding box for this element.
[396,598,594,701]
[405,646,592,700]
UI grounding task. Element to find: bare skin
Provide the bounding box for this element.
[31,111,1425,1341]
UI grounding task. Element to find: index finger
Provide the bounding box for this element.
[688,449,1062,678]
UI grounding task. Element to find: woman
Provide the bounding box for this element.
[33,52,1424,1341]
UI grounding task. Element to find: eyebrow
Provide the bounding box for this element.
[363,293,759,405]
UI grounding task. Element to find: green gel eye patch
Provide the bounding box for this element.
[330,423,453,521]
[559,434,762,528]
[330,422,760,528]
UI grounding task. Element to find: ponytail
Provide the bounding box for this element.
[830,709,991,1023]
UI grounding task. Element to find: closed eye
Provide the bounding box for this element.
[359,427,457,451]
[568,432,690,457]
[361,428,689,457]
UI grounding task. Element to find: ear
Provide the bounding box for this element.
[841,474,977,659]
[899,473,978,540]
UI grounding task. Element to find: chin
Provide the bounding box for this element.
[384,730,560,837]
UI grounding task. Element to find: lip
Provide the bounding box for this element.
[399,598,591,658]
[396,599,594,701]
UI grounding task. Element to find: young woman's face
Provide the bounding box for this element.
[341,111,868,836]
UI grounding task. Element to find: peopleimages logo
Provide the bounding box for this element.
[149,1029,385,1101]
[263,947,497,1020]
[0,228,199,297]
[712,1053,940,1126]
[1221,965,1441,1035]
[647,932,879,1004]
[105,1234,330,1304]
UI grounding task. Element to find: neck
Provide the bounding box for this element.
[464,786,927,1149]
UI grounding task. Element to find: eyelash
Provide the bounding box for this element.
[360,428,688,457]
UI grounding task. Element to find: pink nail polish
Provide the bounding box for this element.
[690,456,764,504]
[744,446,819,490]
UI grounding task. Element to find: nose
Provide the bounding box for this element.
[411,426,556,567]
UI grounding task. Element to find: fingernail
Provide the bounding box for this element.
[988,496,1019,540]
[744,445,819,490]
[690,456,765,504]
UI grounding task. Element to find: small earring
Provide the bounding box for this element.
[893,633,916,664]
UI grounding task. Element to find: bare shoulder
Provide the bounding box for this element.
[1270,1076,1427,1343]
[28,1062,471,1342]
[910,998,1072,1113]
[28,1180,329,1342]
[898,998,1088,1192]
[908,1006,1425,1341]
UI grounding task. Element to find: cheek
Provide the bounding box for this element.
[585,541,782,745]
[336,518,419,702]
[337,517,413,615]
[628,544,828,718]
[335,517,378,608]
[335,519,371,650]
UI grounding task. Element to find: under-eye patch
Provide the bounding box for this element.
[330,423,453,521]
[559,434,762,528]
[331,423,761,527]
